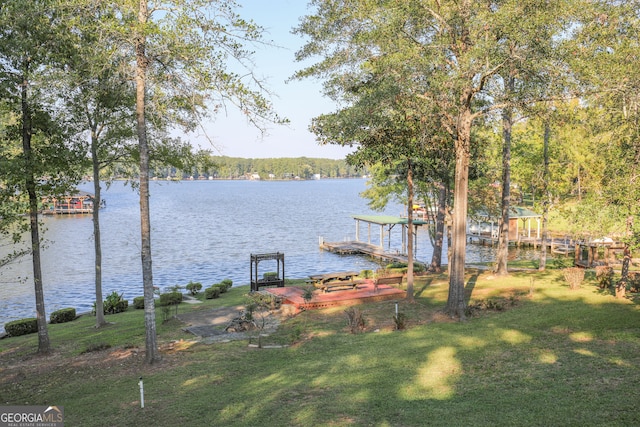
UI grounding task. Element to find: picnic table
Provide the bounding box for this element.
[307,271,364,293]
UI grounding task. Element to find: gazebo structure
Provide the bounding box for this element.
[250,252,285,292]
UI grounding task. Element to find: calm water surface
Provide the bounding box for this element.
[0,179,534,331]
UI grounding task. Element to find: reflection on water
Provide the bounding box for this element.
[0,179,542,330]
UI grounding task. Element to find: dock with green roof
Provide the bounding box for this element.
[320,215,431,264]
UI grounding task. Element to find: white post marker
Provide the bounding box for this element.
[139,377,144,408]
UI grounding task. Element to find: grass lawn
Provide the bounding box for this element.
[1,268,639,426]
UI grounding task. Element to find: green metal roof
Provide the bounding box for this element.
[351,214,430,226]
[474,206,541,219]
[508,206,541,218]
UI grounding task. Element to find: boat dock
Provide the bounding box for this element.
[319,214,431,265]
[320,240,410,264]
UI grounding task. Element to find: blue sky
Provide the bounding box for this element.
[189,0,355,160]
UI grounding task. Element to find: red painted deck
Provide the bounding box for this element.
[265,280,406,312]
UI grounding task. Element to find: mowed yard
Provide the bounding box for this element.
[1,267,639,426]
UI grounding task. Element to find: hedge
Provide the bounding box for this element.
[50,308,76,324]
[5,318,38,337]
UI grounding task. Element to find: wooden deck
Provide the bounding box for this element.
[265,281,405,313]
[320,240,410,264]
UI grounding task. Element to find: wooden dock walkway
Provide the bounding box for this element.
[320,240,410,264]
[467,233,576,253]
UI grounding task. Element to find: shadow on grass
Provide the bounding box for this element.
[414,278,435,298]
[464,271,480,305]
[4,278,640,426]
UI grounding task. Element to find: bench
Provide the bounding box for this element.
[373,274,404,292]
[320,278,366,293]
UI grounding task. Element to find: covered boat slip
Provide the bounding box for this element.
[467,206,547,247]
[320,215,430,264]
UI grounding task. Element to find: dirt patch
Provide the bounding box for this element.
[177,305,246,328]
[177,305,285,342]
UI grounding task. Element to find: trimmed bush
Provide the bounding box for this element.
[263,272,278,281]
[212,283,228,294]
[185,281,203,295]
[204,286,221,299]
[158,291,183,306]
[50,308,76,324]
[5,318,38,337]
[220,279,233,289]
[133,296,145,309]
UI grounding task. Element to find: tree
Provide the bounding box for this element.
[295,0,577,318]
[308,61,448,301]
[60,2,138,328]
[568,1,640,296]
[0,0,85,353]
[108,0,283,363]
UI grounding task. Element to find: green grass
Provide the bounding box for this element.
[1,271,639,426]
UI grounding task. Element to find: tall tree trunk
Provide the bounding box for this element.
[447,111,471,319]
[617,215,633,298]
[429,182,447,273]
[539,121,550,271]
[495,87,513,275]
[137,0,160,364]
[21,65,50,354]
[91,132,107,328]
[406,160,415,302]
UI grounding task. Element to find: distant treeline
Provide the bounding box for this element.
[150,156,366,180]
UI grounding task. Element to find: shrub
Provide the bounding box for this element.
[563,267,585,290]
[628,272,640,292]
[394,312,408,330]
[413,263,426,273]
[94,292,129,315]
[220,279,233,289]
[5,318,38,337]
[133,296,145,309]
[360,269,373,279]
[344,307,366,334]
[263,272,278,281]
[213,283,228,294]
[387,262,407,269]
[185,281,203,295]
[50,308,76,324]
[245,292,283,311]
[205,286,221,299]
[595,266,614,289]
[158,291,183,307]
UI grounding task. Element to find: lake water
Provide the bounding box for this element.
[0,179,532,331]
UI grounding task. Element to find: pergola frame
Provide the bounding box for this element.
[250,252,285,292]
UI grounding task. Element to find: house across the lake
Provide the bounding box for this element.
[42,190,99,215]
